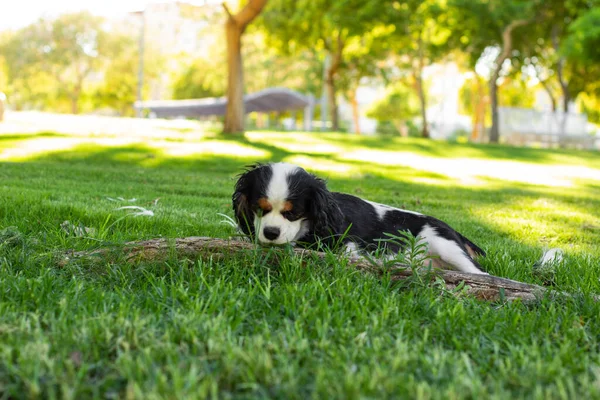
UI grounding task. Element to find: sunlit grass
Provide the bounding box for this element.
[1,124,600,398]
[0,136,270,162]
[1,128,599,256]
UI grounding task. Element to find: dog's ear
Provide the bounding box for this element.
[232,164,269,236]
[232,167,257,236]
[310,178,343,245]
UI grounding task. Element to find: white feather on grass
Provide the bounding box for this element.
[115,206,154,217]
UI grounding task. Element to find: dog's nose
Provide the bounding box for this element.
[263,226,280,241]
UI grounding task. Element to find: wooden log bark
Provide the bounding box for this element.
[60,236,592,303]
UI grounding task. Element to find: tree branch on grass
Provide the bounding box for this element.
[60,237,596,303]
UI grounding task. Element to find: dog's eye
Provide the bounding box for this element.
[282,211,299,221]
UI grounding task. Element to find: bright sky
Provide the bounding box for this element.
[0,0,219,30]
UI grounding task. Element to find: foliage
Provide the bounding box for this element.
[459,74,484,116]
[172,57,226,100]
[562,5,600,64]
[261,0,392,130]
[1,1,600,126]
[336,24,395,95]
[0,34,10,95]
[0,12,132,113]
[1,13,110,113]
[366,84,420,135]
[446,0,541,67]
[244,30,324,96]
[509,0,599,114]
[578,92,600,125]
[558,4,600,101]
[461,75,535,111]
[170,28,323,101]
[383,0,453,136]
[93,34,164,116]
[499,78,536,108]
[261,0,384,53]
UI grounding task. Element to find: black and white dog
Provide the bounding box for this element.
[232,162,490,274]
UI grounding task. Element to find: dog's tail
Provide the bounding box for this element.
[461,234,564,265]
[457,232,486,258]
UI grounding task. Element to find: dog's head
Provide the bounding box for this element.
[232,162,343,245]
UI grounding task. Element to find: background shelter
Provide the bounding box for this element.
[134,87,315,130]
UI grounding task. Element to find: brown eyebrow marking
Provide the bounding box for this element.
[257,197,272,212]
[282,201,293,212]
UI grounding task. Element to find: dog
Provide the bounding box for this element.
[232,162,491,274]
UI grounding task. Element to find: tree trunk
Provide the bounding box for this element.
[392,120,408,137]
[551,26,570,113]
[562,93,570,113]
[70,99,78,114]
[415,73,429,138]
[222,0,268,134]
[349,87,360,134]
[323,34,344,132]
[60,236,599,304]
[224,19,244,133]
[489,19,530,143]
[471,74,486,142]
[325,72,338,131]
[415,32,429,139]
[70,91,80,114]
[551,26,570,147]
[488,77,500,143]
[540,80,557,112]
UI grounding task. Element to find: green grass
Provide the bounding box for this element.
[1,128,600,399]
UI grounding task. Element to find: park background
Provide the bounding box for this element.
[1,0,599,145]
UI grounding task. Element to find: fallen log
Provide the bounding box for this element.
[60,236,592,303]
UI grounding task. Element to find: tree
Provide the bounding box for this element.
[0,33,11,95]
[512,0,599,145]
[460,72,536,141]
[1,12,113,114]
[511,1,599,116]
[94,33,164,116]
[366,83,420,136]
[563,6,600,64]
[519,40,560,112]
[261,0,384,131]
[578,92,600,124]
[172,57,226,100]
[222,0,269,134]
[458,73,489,141]
[559,3,600,108]
[243,30,323,96]
[447,0,543,143]
[384,0,451,138]
[337,25,394,134]
[534,0,595,113]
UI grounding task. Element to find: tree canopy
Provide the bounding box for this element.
[1,0,599,133]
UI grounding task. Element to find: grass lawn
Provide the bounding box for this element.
[1,127,600,399]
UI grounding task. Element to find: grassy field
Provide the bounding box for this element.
[1,127,600,399]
